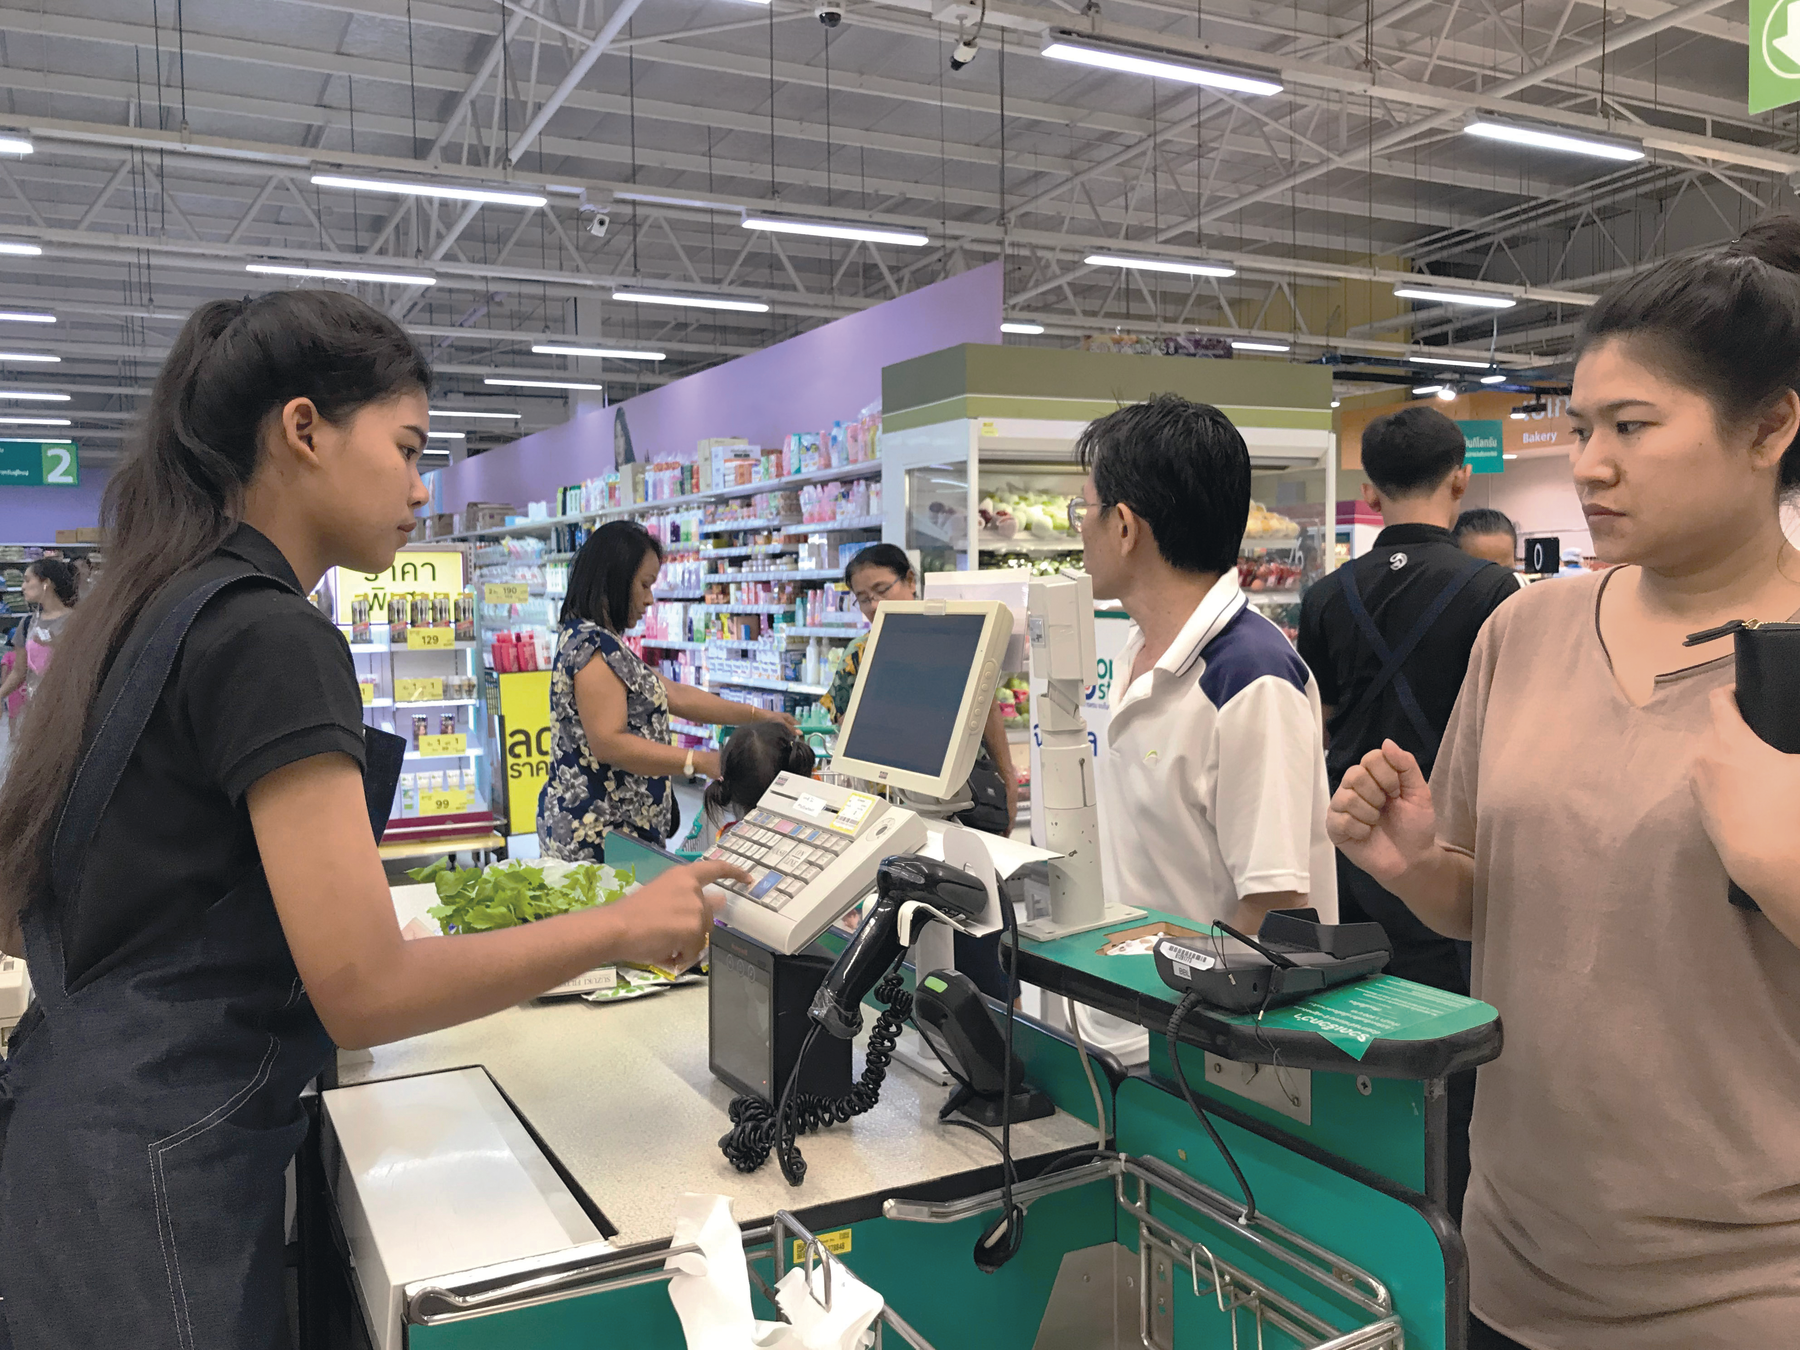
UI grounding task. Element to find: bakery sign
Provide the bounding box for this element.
[1339,390,1576,468]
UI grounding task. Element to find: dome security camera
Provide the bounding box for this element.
[816,2,843,26]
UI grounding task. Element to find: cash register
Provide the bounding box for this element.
[705,599,1013,1103]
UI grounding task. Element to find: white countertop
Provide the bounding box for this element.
[334,980,1095,1249]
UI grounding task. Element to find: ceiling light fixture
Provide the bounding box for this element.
[0,390,68,401]
[1435,387,1458,402]
[0,352,58,362]
[1503,453,1519,460]
[1084,252,1236,278]
[0,436,72,443]
[1419,356,1492,369]
[427,430,466,439]
[429,408,522,419]
[1394,286,1517,310]
[1001,321,1045,335]
[1232,340,1290,353]
[0,137,32,155]
[1413,385,1446,395]
[309,174,548,208]
[0,243,42,257]
[0,310,53,324]
[0,416,70,426]
[612,290,771,313]
[1479,373,1507,384]
[531,344,667,360]
[1041,29,1282,96]
[1464,120,1645,162]
[1330,399,1341,408]
[248,263,437,286]
[741,215,928,247]
[483,377,606,391]
[1509,411,1527,420]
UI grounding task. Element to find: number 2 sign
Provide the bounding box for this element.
[0,441,80,487]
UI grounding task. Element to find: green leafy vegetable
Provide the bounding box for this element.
[406,859,636,935]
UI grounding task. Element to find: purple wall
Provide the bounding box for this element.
[431,262,1002,514]
[0,474,109,542]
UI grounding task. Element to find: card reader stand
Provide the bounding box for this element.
[708,926,853,1104]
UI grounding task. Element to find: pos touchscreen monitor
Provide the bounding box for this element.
[831,600,1013,801]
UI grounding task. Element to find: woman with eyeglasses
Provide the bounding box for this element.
[820,544,1018,832]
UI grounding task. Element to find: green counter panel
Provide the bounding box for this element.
[1113,1078,1459,1350]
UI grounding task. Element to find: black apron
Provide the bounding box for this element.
[0,561,405,1349]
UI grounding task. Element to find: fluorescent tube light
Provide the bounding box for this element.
[1232,340,1290,353]
[1001,322,1045,335]
[1503,453,1519,459]
[0,352,58,362]
[0,138,31,156]
[1084,252,1236,278]
[483,377,605,391]
[1479,373,1507,384]
[1509,411,1527,420]
[1419,357,1491,369]
[0,416,69,425]
[427,430,466,439]
[1412,385,1445,395]
[248,263,436,286]
[612,290,770,313]
[429,408,521,419]
[612,191,743,212]
[0,390,67,401]
[1394,286,1516,310]
[1041,29,1282,96]
[0,243,41,257]
[531,344,666,360]
[0,437,72,443]
[310,174,547,208]
[0,311,53,323]
[742,216,928,247]
[1464,121,1644,162]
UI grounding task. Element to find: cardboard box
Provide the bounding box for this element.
[54,528,104,544]
[460,503,515,533]
[421,513,457,540]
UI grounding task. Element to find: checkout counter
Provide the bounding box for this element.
[303,591,1501,1350]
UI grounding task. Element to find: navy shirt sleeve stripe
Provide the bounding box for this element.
[1197,606,1310,708]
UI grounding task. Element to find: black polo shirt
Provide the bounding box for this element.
[58,524,366,991]
[1297,523,1518,788]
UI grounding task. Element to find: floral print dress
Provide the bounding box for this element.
[537,621,674,860]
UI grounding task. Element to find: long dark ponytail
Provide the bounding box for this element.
[0,289,432,946]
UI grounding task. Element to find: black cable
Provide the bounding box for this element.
[938,1117,1017,1188]
[974,894,1025,1273]
[1167,990,1258,1223]
[718,964,913,1186]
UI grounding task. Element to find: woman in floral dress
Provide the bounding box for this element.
[538,521,794,861]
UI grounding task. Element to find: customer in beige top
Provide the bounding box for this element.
[1331,219,1800,1350]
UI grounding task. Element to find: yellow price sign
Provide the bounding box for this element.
[418,733,467,757]
[358,680,377,705]
[395,677,444,703]
[792,1229,852,1264]
[485,582,530,604]
[406,626,455,649]
[420,788,473,815]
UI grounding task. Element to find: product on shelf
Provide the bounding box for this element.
[979,487,1076,540]
[1244,501,1303,540]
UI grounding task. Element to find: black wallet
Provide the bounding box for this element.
[1684,619,1800,911]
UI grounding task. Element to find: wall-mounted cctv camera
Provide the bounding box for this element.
[815,2,843,26]
[585,210,610,239]
[950,35,979,70]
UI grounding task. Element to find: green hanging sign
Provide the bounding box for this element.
[1750,0,1800,114]
[0,440,80,487]
[1456,419,1504,475]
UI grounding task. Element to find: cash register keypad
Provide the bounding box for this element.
[705,808,848,911]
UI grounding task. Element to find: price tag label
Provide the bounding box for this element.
[418,733,467,757]
[406,626,455,649]
[485,582,530,604]
[395,677,444,703]
[358,680,377,705]
[419,788,473,815]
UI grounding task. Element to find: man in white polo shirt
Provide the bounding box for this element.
[1074,394,1337,930]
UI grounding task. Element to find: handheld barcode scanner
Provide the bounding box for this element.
[810,856,988,1038]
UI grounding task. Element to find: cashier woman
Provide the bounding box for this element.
[0,291,743,1349]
